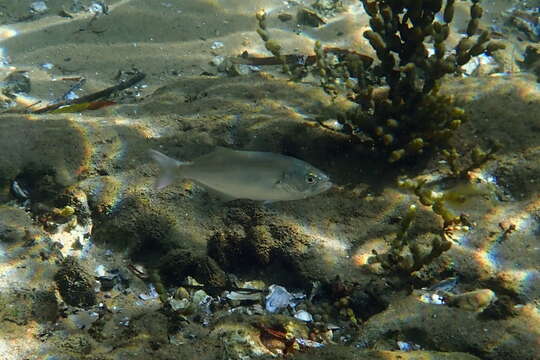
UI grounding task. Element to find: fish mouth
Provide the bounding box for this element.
[322,181,334,192]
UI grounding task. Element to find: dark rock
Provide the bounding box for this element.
[297,7,326,27]
[2,71,31,96]
[357,294,540,360]
[278,13,293,22]
[54,256,96,307]
[159,249,227,294]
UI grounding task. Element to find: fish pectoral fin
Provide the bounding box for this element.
[273,178,290,192]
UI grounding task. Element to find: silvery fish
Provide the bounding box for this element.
[149,147,332,201]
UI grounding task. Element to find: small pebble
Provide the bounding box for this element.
[210,55,225,67]
[31,1,48,13]
[89,2,105,14]
[278,13,293,22]
[211,41,224,50]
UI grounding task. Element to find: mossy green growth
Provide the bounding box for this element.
[369,204,452,275]
[256,10,290,74]
[441,142,499,177]
[314,0,506,162]
[398,177,461,226]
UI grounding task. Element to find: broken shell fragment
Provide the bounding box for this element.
[139,283,159,300]
[294,310,313,322]
[170,298,191,312]
[226,291,262,301]
[266,285,293,313]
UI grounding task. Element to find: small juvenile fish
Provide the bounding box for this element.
[149,147,332,201]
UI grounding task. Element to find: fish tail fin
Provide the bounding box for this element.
[148,149,190,190]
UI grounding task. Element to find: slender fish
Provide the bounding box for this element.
[149,147,332,201]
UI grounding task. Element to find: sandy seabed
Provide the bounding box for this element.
[0,1,539,360]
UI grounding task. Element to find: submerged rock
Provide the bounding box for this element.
[356,294,540,360]
[54,256,96,307]
[447,289,497,312]
[293,346,482,360]
[159,249,228,293]
[2,71,31,97]
[0,206,34,243]
[0,288,58,325]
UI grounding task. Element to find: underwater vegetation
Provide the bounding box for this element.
[2,1,538,359]
[254,0,501,286]
[368,203,452,276]
[258,0,505,164]
[253,0,511,283]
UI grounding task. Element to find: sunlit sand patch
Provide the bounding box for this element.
[277,213,351,267]
[513,76,540,100]
[0,235,35,285]
[0,244,55,289]
[0,0,131,40]
[127,121,163,139]
[84,175,126,216]
[450,195,540,298]
[350,24,371,47]
[0,256,24,286]
[0,27,17,40]
[11,93,44,109]
[304,223,349,252]
[0,324,41,360]
[497,268,540,296]
[474,248,500,275]
[453,74,540,103]
[352,237,389,267]
[478,196,539,246]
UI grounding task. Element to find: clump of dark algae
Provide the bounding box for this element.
[54,256,97,308]
[255,0,505,167]
[320,0,505,164]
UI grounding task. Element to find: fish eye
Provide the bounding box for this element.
[305,173,317,184]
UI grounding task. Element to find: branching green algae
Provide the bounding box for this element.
[257,1,505,163]
[256,10,290,75]
[368,204,452,275]
[342,0,505,162]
